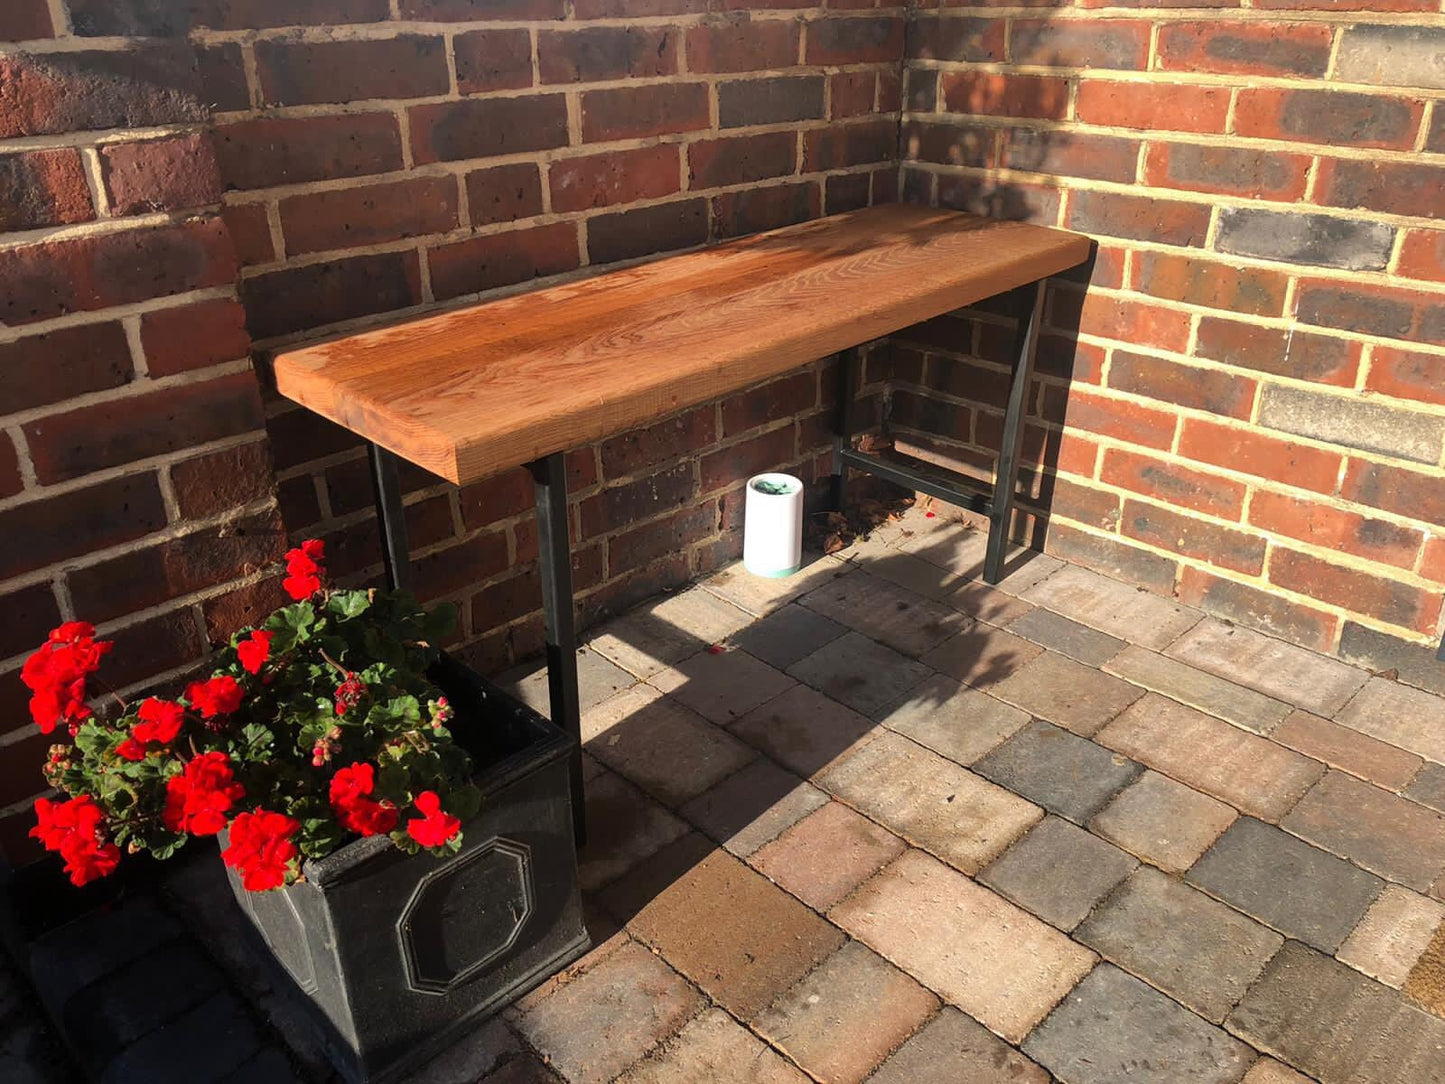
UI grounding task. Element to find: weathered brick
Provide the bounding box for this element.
[1216,208,1395,272]
[581,83,709,142]
[805,16,904,64]
[1101,447,1246,518]
[214,113,403,191]
[0,474,168,580]
[588,199,708,265]
[400,0,564,17]
[1186,418,1342,497]
[140,299,251,378]
[0,45,205,139]
[1316,158,1442,218]
[0,149,92,231]
[194,44,250,112]
[1061,389,1177,450]
[1341,459,1445,526]
[1045,523,1182,596]
[1075,81,1228,133]
[907,16,1005,62]
[539,26,677,83]
[170,440,275,520]
[1339,623,1445,698]
[256,36,446,106]
[1258,384,1444,466]
[0,218,236,326]
[0,322,133,416]
[70,0,391,34]
[1177,566,1339,653]
[901,121,993,169]
[686,19,797,72]
[718,75,825,128]
[549,146,679,213]
[100,133,223,216]
[1067,190,1210,246]
[1273,710,1423,792]
[1001,128,1139,183]
[1360,347,1441,413]
[1334,26,1445,90]
[802,119,896,171]
[1133,250,1287,316]
[688,131,796,189]
[1194,317,1360,387]
[1110,352,1256,419]
[1127,500,1267,574]
[1142,143,1309,201]
[453,29,532,94]
[427,221,579,302]
[1271,548,1439,633]
[941,72,1070,120]
[1011,18,1150,69]
[240,250,422,340]
[1249,490,1423,569]
[411,94,569,165]
[465,162,544,226]
[0,581,61,661]
[1296,280,1439,344]
[280,176,458,255]
[0,0,52,40]
[1157,21,1334,76]
[1397,230,1445,284]
[1234,88,1423,150]
[0,433,19,500]
[830,71,877,120]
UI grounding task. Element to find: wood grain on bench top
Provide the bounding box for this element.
[272,204,1091,485]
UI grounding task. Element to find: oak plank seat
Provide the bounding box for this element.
[271,204,1093,845]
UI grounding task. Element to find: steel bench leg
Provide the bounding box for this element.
[830,346,861,511]
[984,280,1046,585]
[528,452,586,847]
[369,444,414,594]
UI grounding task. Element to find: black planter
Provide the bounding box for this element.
[223,654,588,1084]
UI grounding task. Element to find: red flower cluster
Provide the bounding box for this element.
[21,622,112,735]
[406,791,461,847]
[163,752,245,836]
[334,672,366,716]
[31,795,120,886]
[283,540,326,601]
[236,630,272,675]
[328,762,398,837]
[185,675,243,719]
[133,697,184,745]
[222,809,300,891]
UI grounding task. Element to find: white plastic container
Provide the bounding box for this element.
[743,472,804,578]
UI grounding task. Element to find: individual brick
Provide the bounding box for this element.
[830,71,877,120]
[1043,524,1181,597]
[1296,279,1439,344]
[1259,384,1444,467]
[986,651,1144,737]
[453,28,533,93]
[1249,490,1423,569]
[1021,565,1200,649]
[1091,770,1237,874]
[906,16,1006,62]
[802,119,896,171]
[686,20,799,72]
[804,16,904,65]
[1156,20,1334,76]
[0,0,51,40]
[729,606,846,672]
[941,72,1070,120]
[0,148,93,230]
[427,221,579,302]
[241,250,422,340]
[220,202,273,266]
[1316,158,1442,218]
[798,569,969,658]
[1106,646,1292,734]
[921,624,1044,691]
[1286,771,1445,890]
[1408,764,1445,812]
[1000,128,1139,184]
[0,323,133,416]
[1233,87,1423,150]
[617,1008,805,1084]
[574,771,687,894]
[1010,18,1149,68]
[717,75,825,128]
[1272,710,1423,791]
[1110,352,1256,419]
[411,95,569,164]
[254,36,447,106]
[70,0,392,33]
[194,43,249,111]
[1075,81,1228,133]
[1338,885,1445,988]
[1058,389,1177,450]
[168,441,275,521]
[0,474,167,581]
[729,683,877,781]
[1341,459,1445,527]
[1368,346,1445,409]
[1067,189,1211,246]
[280,176,458,255]
[1216,208,1394,271]
[711,182,821,240]
[751,801,905,911]
[1145,143,1309,202]
[980,815,1137,930]
[140,298,250,378]
[1193,318,1361,387]
[538,26,677,83]
[402,0,563,16]
[581,83,709,142]
[465,162,544,226]
[649,648,795,727]
[1334,26,1445,89]
[1006,608,1126,666]
[877,673,1030,765]
[0,582,62,662]
[1176,568,1337,657]
[587,199,707,265]
[214,113,403,191]
[1100,447,1247,518]
[867,1008,1049,1084]
[548,145,679,213]
[687,132,797,190]
[974,720,1140,824]
[1272,549,1439,635]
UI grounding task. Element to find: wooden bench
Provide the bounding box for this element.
[274,204,1092,841]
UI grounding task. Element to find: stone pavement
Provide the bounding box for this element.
[477,508,1445,1084]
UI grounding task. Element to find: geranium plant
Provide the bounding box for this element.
[21,541,480,891]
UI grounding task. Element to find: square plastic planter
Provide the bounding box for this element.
[223,653,589,1083]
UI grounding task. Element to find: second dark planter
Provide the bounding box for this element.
[223,654,588,1083]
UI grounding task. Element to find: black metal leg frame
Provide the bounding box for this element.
[832,278,1047,585]
[367,276,1046,853]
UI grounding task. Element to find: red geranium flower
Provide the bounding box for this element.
[328,763,398,837]
[406,791,461,848]
[185,675,244,719]
[115,738,147,762]
[222,809,300,892]
[163,751,245,836]
[132,698,184,745]
[236,630,273,675]
[282,540,326,601]
[21,624,112,734]
[333,673,366,716]
[31,795,120,886]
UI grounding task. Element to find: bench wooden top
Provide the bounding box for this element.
[273,204,1091,485]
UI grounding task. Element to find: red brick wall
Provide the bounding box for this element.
[0,1,901,863]
[896,7,1444,672]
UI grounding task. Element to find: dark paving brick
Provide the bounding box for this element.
[798,568,970,657]
[1006,607,1127,666]
[980,816,1137,931]
[1023,964,1255,1084]
[1090,770,1237,874]
[867,1007,1050,1084]
[678,758,826,857]
[988,651,1145,737]
[788,632,933,717]
[729,683,876,780]
[97,991,262,1084]
[1075,866,1283,1023]
[1228,940,1445,1084]
[728,604,847,670]
[1408,763,1445,814]
[875,673,1029,766]
[28,898,181,1018]
[973,720,1141,824]
[1187,818,1383,952]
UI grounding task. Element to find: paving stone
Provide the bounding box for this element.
[920,624,1044,690]
[1284,770,1445,891]
[1339,621,1445,697]
[701,557,843,616]
[788,631,934,716]
[1024,964,1254,1084]
[843,543,968,601]
[833,849,1095,1042]
[403,1017,519,1084]
[979,816,1137,931]
[1228,940,1445,1084]
[1338,885,1445,989]
[97,991,262,1084]
[1022,564,1201,649]
[617,1007,806,1084]
[1106,645,1292,734]
[947,580,1035,626]
[506,647,636,718]
[865,1007,1050,1084]
[1075,865,1283,1022]
[1091,770,1238,874]
[583,684,757,806]
[1098,693,1324,820]
[1408,763,1445,813]
[973,720,1141,824]
[678,758,827,857]
[821,729,1042,873]
[751,801,906,912]
[649,648,795,725]
[576,769,689,892]
[510,938,701,1084]
[624,847,846,1019]
[1405,921,1445,1018]
[29,897,182,1017]
[896,518,1063,595]
[587,597,725,679]
[1336,677,1445,765]
[1188,817,1383,952]
[1242,1059,1314,1084]
[728,604,847,670]
[754,941,938,1084]
[875,672,1030,765]
[1166,618,1369,716]
[729,683,878,779]
[989,650,1145,736]
[1274,709,1424,791]
[1006,606,1127,666]
[799,568,972,657]
[644,583,756,640]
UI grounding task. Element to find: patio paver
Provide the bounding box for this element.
[865,1007,1050,1084]
[615,1008,805,1083]
[678,758,828,857]
[787,631,933,716]
[972,720,1141,824]
[729,683,877,779]
[1273,709,1425,792]
[1091,769,1238,873]
[920,624,1043,690]
[798,568,971,657]
[1338,885,1445,989]
[979,816,1137,930]
[988,650,1144,736]
[1005,606,1127,666]
[1105,645,1292,734]
[1021,564,1201,649]
[750,801,906,912]
[727,605,847,670]
[1335,677,1445,765]
[874,673,1030,765]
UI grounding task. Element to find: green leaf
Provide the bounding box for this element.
[240,724,275,757]
[327,590,371,621]
[266,602,317,653]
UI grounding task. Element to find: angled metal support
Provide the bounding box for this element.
[527,452,586,847]
[983,280,1046,585]
[369,443,413,594]
[830,346,862,511]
